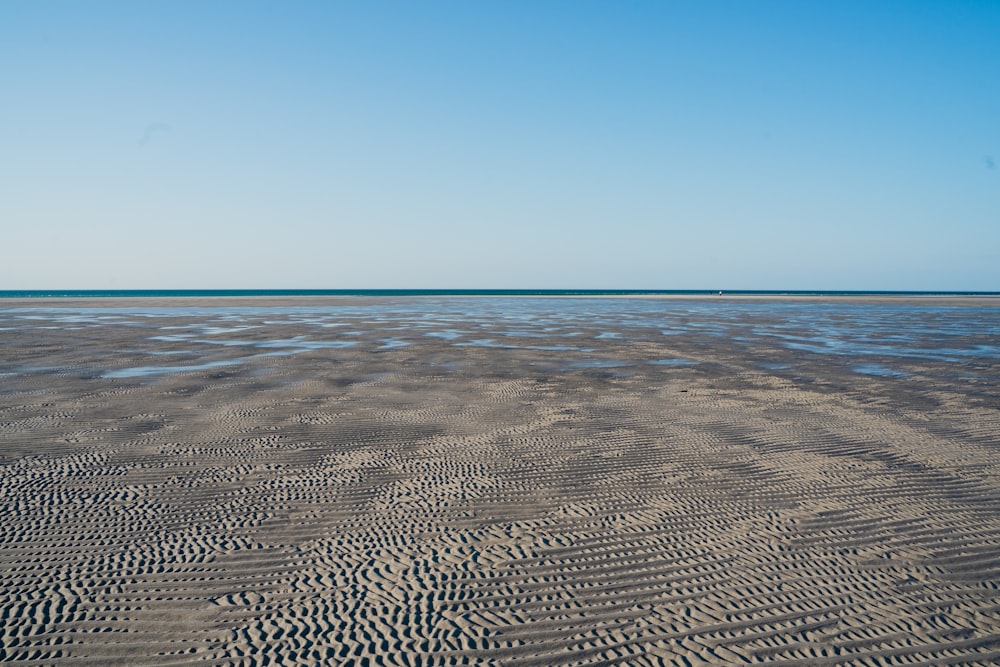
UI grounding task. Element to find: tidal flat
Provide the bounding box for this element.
[1,296,999,665]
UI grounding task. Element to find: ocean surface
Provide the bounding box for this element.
[1,289,999,299]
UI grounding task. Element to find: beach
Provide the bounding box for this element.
[1,296,998,665]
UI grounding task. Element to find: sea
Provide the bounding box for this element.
[1,289,998,298]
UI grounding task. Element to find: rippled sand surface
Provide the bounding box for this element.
[2,297,999,665]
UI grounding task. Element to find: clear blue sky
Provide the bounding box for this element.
[2,1,998,290]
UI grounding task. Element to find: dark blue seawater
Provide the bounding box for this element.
[1,289,999,298]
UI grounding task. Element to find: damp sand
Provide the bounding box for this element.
[1,296,998,665]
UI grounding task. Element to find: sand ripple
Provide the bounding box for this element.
[1,298,998,665]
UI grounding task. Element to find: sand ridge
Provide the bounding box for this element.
[0,297,998,665]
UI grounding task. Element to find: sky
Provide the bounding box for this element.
[2,1,998,290]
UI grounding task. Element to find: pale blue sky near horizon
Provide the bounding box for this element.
[2,1,998,290]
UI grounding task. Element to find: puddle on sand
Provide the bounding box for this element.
[251,340,360,357]
[648,358,697,366]
[760,362,792,370]
[500,330,546,338]
[455,339,589,352]
[151,334,197,342]
[256,338,358,350]
[10,365,63,374]
[104,360,242,379]
[425,330,465,340]
[379,339,410,349]
[853,364,907,378]
[564,360,629,369]
[201,325,260,335]
[151,335,358,352]
[780,339,966,363]
[500,330,584,338]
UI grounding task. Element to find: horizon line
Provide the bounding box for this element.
[2,289,999,297]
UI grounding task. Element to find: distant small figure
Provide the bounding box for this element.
[718,291,723,295]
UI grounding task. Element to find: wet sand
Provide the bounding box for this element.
[1,297,999,665]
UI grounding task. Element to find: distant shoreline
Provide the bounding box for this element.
[2,291,999,309]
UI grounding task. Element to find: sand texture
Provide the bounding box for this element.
[1,297,998,665]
